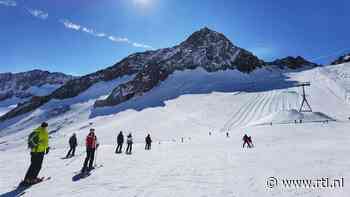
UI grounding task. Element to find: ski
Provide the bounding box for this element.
[17,176,51,188]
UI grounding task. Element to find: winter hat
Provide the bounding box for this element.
[41,122,48,128]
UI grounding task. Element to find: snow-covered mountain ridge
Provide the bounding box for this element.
[0,27,318,122]
[0,69,74,101]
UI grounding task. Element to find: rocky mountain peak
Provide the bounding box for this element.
[180,27,233,49]
[268,56,319,69]
[331,53,350,65]
[0,69,74,102]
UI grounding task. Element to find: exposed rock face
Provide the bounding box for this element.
[94,63,169,107]
[331,53,350,65]
[0,62,141,121]
[268,56,319,69]
[0,70,74,102]
[2,95,51,121]
[94,27,264,107]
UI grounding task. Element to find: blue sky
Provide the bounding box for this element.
[1,0,350,75]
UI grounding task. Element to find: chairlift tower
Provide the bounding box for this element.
[297,82,312,112]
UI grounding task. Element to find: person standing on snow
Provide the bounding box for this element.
[247,136,254,148]
[145,134,152,150]
[242,134,250,148]
[126,133,133,154]
[115,131,124,154]
[66,133,77,158]
[23,122,50,185]
[81,129,99,173]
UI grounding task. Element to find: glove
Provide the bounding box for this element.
[46,147,50,154]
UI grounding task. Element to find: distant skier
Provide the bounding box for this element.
[242,134,251,148]
[81,129,99,173]
[226,132,230,138]
[126,133,133,154]
[145,134,152,150]
[247,136,254,148]
[209,131,212,136]
[22,122,50,185]
[115,131,124,154]
[66,133,77,158]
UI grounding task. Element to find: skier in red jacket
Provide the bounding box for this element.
[81,129,99,173]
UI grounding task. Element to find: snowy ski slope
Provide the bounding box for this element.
[1,63,350,197]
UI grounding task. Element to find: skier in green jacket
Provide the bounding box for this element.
[22,122,50,185]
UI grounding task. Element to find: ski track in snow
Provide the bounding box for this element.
[222,89,299,131]
[1,65,350,196]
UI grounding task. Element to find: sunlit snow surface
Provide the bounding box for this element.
[1,64,350,197]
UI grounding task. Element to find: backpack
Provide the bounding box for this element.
[28,131,39,149]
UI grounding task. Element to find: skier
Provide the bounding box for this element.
[145,134,152,150]
[66,133,77,158]
[126,133,133,154]
[22,122,50,185]
[247,136,254,148]
[226,132,230,138]
[242,134,250,148]
[81,129,99,173]
[115,131,124,154]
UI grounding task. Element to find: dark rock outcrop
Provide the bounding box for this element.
[331,53,350,65]
[94,63,169,107]
[94,27,264,107]
[267,56,319,69]
[0,70,74,101]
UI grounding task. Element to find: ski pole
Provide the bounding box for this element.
[94,147,98,167]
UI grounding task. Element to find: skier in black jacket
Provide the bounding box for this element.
[242,134,250,148]
[66,133,77,158]
[145,134,152,150]
[115,131,124,154]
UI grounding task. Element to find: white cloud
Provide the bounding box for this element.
[60,19,81,31]
[0,0,16,7]
[26,8,48,20]
[95,32,106,37]
[82,27,94,34]
[108,36,130,43]
[133,42,153,49]
[60,19,152,49]
[1,1,153,50]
